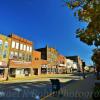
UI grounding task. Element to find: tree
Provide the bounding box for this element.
[64,0,100,46]
[64,0,100,79]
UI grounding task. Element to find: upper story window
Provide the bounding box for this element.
[24,45,26,51]
[10,51,14,59]
[29,47,32,52]
[4,41,8,48]
[12,41,15,48]
[0,40,3,46]
[16,42,19,49]
[14,52,18,59]
[3,50,7,58]
[19,53,22,60]
[27,46,29,51]
[20,44,23,50]
[0,40,3,55]
[29,55,32,61]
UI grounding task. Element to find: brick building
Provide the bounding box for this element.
[8,34,33,78]
[36,45,59,74]
[57,55,66,74]
[32,50,48,75]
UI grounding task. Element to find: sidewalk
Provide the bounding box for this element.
[43,74,95,100]
[0,74,80,84]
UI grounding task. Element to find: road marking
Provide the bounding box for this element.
[21,85,29,89]
[13,88,22,92]
[0,91,5,97]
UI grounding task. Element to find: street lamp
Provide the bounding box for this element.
[82,61,85,79]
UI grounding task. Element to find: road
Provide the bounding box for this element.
[0,73,93,100]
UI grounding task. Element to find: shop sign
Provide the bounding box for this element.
[0,61,7,67]
[41,65,47,68]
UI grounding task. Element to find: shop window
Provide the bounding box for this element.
[12,41,15,48]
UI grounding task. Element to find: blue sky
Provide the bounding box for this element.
[0,0,94,65]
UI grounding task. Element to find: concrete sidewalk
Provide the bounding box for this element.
[0,74,81,84]
[42,74,95,100]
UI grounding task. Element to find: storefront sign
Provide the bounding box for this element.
[0,61,7,67]
[41,65,47,68]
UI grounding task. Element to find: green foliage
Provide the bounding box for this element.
[92,49,100,65]
[65,0,100,47]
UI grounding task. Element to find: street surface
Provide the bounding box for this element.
[44,74,95,100]
[0,73,94,100]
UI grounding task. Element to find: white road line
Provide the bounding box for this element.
[20,85,29,89]
[0,91,5,97]
[13,88,22,92]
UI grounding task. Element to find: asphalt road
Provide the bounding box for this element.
[0,73,92,100]
[0,80,77,100]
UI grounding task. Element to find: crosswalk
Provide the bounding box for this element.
[0,82,52,99]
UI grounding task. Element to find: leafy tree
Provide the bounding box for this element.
[64,0,100,46]
[64,0,100,79]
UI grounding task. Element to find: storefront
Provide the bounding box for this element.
[9,60,32,78]
[41,65,47,74]
[0,61,8,80]
[9,68,31,77]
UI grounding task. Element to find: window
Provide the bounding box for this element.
[12,41,15,48]
[10,51,14,59]
[19,53,22,60]
[14,52,18,59]
[26,54,29,61]
[16,42,19,49]
[0,40,3,55]
[4,41,8,48]
[29,47,32,52]
[27,46,29,51]
[24,45,26,51]
[3,50,7,58]
[22,53,25,60]
[29,55,32,61]
[20,44,23,50]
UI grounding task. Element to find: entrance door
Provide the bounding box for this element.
[33,69,38,75]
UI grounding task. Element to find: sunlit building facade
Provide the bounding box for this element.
[8,34,33,78]
[0,34,11,80]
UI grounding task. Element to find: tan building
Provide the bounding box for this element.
[66,56,83,72]
[0,34,11,80]
[8,34,33,78]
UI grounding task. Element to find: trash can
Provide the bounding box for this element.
[50,79,61,96]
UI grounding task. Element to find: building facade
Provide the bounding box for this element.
[32,50,48,75]
[66,56,83,72]
[8,34,33,78]
[36,45,59,74]
[57,55,66,74]
[0,34,11,80]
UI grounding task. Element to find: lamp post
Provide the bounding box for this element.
[82,61,85,79]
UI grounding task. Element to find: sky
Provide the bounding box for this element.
[0,0,94,65]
